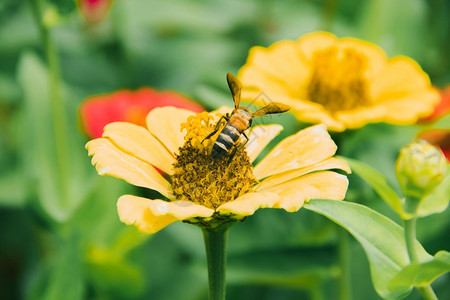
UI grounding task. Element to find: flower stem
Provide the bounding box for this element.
[320,0,338,31]
[29,0,69,203]
[338,226,352,300]
[403,218,419,262]
[403,198,438,300]
[202,225,231,300]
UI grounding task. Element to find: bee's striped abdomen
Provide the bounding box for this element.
[211,124,242,158]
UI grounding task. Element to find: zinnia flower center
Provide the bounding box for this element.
[307,47,370,112]
[170,112,257,210]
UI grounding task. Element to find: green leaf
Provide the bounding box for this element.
[304,199,432,299]
[418,172,450,218]
[26,235,85,300]
[0,171,26,207]
[341,156,405,217]
[17,51,91,222]
[388,251,450,294]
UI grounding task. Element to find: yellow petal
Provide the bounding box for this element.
[210,106,232,116]
[86,138,172,196]
[256,157,351,191]
[370,56,432,99]
[118,195,215,234]
[103,122,175,174]
[117,195,177,234]
[210,106,233,123]
[339,38,387,79]
[216,191,280,216]
[146,106,196,156]
[241,40,311,92]
[335,106,386,129]
[253,124,337,179]
[239,64,295,101]
[378,90,440,124]
[266,171,349,212]
[293,107,346,132]
[296,31,338,61]
[246,124,283,162]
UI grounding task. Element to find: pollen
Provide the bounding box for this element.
[307,47,370,112]
[171,112,257,210]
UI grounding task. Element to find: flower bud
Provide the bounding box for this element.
[396,140,448,198]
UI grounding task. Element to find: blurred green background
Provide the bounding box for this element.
[0,0,449,299]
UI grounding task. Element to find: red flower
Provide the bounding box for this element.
[77,0,113,23]
[417,129,450,161]
[79,88,204,139]
[420,85,450,123]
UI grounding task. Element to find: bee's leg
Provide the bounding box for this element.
[242,132,249,146]
[228,132,249,163]
[202,114,229,142]
[227,146,238,163]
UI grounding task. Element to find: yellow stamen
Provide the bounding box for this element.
[307,47,369,112]
[171,112,257,210]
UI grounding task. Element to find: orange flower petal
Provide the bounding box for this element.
[146,106,196,156]
[86,138,172,196]
[118,195,214,234]
[246,124,283,162]
[216,191,280,216]
[266,171,349,212]
[102,122,175,174]
[253,124,337,179]
[256,157,351,191]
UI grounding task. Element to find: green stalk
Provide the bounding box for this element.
[403,198,437,300]
[338,226,352,300]
[320,0,338,31]
[202,225,231,300]
[29,0,69,203]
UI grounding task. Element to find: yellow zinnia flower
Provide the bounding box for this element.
[238,32,440,131]
[86,106,350,233]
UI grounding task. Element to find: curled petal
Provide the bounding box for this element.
[86,138,172,197]
[246,124,283,162]
[103,122,175,174]
[146,107,196,156]
[118,195,214,234]
[256,157,351,191]
[216,191,280,216]
[253,124,337,179]
[266,171,349,212]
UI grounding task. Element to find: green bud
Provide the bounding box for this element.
[396,140,448,199]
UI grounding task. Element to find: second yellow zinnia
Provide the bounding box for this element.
[238,32,440,131]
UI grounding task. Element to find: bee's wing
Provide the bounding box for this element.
[252,102,290,117]
[226,73,242,108]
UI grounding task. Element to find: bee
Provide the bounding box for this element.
[209,73,290,159]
